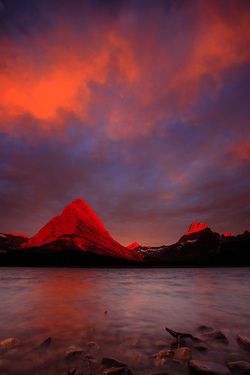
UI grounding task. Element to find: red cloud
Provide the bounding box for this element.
[0,28,139,126]
[231,139,250,162]
[0,2,249,140]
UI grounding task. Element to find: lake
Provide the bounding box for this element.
[0,267,250,374]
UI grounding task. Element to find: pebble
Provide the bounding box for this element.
[64,346,84,361]
[34,336,52,351]
[153,349,174,365]
[174,347,192,361]
[227,360,250,374]
[189,359,230,374]
[0,338,20,355]
[237,336,250,351]
[103,367,133,375]
[200,330,229,344]
[192,342,209,351]
[101,357,133,375]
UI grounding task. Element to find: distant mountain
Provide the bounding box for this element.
[0,233,29,252]
[24,198,142,262]
[144,222,250,266]
[178,221,216,243]
[126,242,140,250]
[0,206,249,266]
[184,222,209,235]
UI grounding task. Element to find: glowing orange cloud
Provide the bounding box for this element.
[231,139,250,162]
[0,1,249,140]
[0,29,138,125]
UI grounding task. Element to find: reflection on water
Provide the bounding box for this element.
[0,267,250,374]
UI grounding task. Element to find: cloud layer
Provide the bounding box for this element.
[0,0,250,245]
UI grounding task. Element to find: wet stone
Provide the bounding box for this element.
[34,337,52,352]
[103,367,133,375]
[153,349,175,365]
[200,330,229,344]
[174,347,192,361]
[237,336,250,351]
[101,358,134,375]
[64,346,84,361]
[102,358,127,368]
[189,359,230,374]
[192,342,209,351]
[67,368,76,375]
[0,338,20,355]
[227,360,250,374]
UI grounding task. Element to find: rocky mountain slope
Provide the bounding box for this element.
[143,222,250,266]
[24,198,142,261]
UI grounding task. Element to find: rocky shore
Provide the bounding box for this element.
[1,325,250,375]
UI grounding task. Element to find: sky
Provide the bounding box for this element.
[0,0,250,246]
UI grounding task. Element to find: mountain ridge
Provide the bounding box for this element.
[24,198,142,261]
[0,199,249,266]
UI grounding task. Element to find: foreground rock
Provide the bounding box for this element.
[237,336,250,351]
[189,360,230,374]
[64,346,84,361]
[153,349,174,365]
[200,330,228,344]
[0,338,20,355]
[101,358,133,375]
[174,347,192,361]
[34,337,52,352]
[192,342,209,351]
[227,360,250,374]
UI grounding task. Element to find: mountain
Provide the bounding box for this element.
[178,221,216,243]
[25,198,141,262]
[184,222,209,235]
[0,205,249,266]
[126,242,140,250]
[0,233,29,252]
[144,222,250,266]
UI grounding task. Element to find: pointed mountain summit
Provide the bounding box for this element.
[26,198,141,261]
[178,221,214,243]
[126,241,140,250]
[185,222,209,235]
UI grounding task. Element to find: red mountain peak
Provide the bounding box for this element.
[222,232,234,237]
[61,197,106,233]
[127,241,140,249]
[185,222,209,235]
[25,198,142,261]
[26,198,109,248]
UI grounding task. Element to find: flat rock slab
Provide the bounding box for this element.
[192,342,209,351]
[227,360,250,374]
[174,347,192,361]
[34,337,52,352]
[200,330,228,344]
[102,358,127,368]
[237,336,250,351]
[189,360,230,374]
[103,367,133,375]
[64,346,84,361]
[0,338,20,355]
[102,358,133,375]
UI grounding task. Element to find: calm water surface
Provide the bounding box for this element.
[0,267,250,374]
